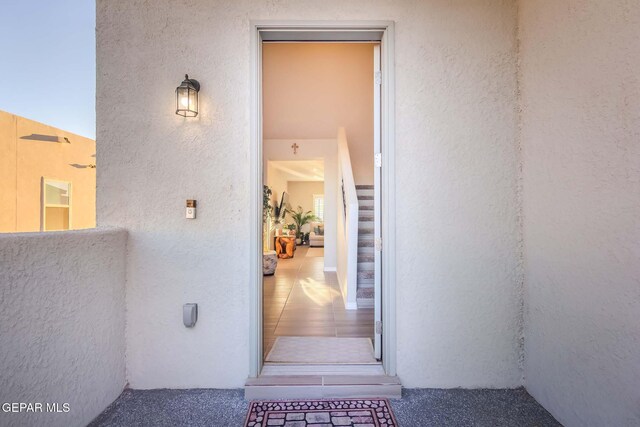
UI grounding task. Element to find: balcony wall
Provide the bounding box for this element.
[0,228,127,427]
[520,1,640,426]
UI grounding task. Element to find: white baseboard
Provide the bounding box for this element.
[323,267,337,272]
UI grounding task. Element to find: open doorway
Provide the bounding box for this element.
[249,22,396,380]
[261,42,380,368]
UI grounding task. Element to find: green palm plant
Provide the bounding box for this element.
[285,206,318,239]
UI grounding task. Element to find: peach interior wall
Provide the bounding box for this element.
[520,1,640,426]
[263,43,375,185]
[0,110,96,233]
[97,0,522,389]
[286,181,325,218]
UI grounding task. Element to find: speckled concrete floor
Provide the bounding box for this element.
[89,388,561,426]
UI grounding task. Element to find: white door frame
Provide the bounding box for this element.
[373,44,382,360]
[249,20,396,377]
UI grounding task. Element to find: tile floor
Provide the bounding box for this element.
[263,246,374,359]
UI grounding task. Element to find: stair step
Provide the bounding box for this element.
[357,287,374,298]
[357,299,374,309]
[358,255,374,263]
[360,205,373,211]
[358,262,374,272]
[245,375,401,400]
[357,287,374,304]
[358,199,374,207]
[359,228,374,235]
[357,195,374,200]
[356,187,374,193]
[355,185,374,190]
[359,215,374,222]
[358,240,374,248]
[357,300,374,309]
[358,271,375,280]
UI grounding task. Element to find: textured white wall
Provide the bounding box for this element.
[97,0,522,388]
[519,1,640,425]
[0,229,127,427]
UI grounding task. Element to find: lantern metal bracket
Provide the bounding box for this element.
[183,74,200,92]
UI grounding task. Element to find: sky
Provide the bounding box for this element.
[0,0,95,139]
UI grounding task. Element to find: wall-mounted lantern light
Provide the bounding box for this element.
[175,74,200,117]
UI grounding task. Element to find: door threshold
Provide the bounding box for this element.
[261,363,384,376]
[245,373,401,400]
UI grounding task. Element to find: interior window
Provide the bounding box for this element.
[313,194,324,221]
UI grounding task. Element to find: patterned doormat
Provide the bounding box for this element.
[244,398,397,426]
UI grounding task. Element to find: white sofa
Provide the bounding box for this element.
[309,222,324,247]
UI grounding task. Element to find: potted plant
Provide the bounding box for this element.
[273,197,286,226]
[263,185,273,222]
[286,206,318,245]
[263,186,273,250]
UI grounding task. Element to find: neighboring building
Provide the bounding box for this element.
[0,110,96,232]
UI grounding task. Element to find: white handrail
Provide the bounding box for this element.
[336,127,359,309]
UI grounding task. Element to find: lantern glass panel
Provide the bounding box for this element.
[176,76,199,117]
[189,89,198,114]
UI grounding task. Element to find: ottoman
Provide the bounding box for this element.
[263,250,278,276]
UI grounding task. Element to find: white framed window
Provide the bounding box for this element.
[313,194,324,221]
[42,179,71,231]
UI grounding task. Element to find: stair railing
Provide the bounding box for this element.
[336,127,359,309]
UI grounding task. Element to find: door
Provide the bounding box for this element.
[373,44,382,360]
[250,23,397,378]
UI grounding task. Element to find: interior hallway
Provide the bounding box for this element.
[263,246,374,359]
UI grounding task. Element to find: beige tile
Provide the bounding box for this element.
[263,248,373,362]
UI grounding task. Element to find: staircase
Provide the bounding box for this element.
[356,185,375,308]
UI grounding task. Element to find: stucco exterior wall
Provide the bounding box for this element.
[0,110,96,233]
[519,1,640,425]
[0,228,127,427]
[97,0,522,388]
